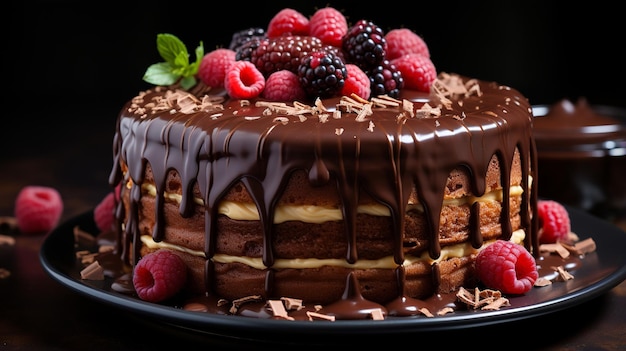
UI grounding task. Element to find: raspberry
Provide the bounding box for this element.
[366,59,404,99]
[385,28,430,61]
[391,53,437,93]
[249,36,324,77]
[133,249,187,303]
[93,184,121,232]
[224,60,266,99]
[197,48,236,88]
[14,185,63,235]
[475,240,538,295]
[266,8,309,38]
[309,7,348,47]
[341,19,387,71]
[341,63,371,100]
[297,50,347,99]
[537,200,571,244]
[262,70,306,102]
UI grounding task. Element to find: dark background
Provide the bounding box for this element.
[4,0,625,216]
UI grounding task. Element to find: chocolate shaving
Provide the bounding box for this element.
[418,308,434,317]
[0,234,15,246]
[553,266,575,281]
[436,307,454,316]
[456,287,509,310]
[80,261,104,280]
[560,237,596,255]
[73,226,96,247]
[228,295,263,314]
[306,311,335,321]
[539,242,571,259]
[370,308,385,320]
[0,216,18,232]
[280,297,303,310]
[534,277,552,287]
[267,300,295,320]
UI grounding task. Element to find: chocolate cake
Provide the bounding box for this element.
[106,7,539,319]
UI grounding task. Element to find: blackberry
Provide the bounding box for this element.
[235,37,262,62]
[248,36,324,77]
[366,59,404,99]
[228,27,266,51]
[341,19,387,71]
[297,51,347,99]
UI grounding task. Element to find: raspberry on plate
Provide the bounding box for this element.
[475,240,538,295]
[537,200,571,244]
[14,185,63,235]
[133,249,187,303]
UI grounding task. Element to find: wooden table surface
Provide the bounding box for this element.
[1,115,625,350]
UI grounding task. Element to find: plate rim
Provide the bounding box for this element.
[39,207,626,336]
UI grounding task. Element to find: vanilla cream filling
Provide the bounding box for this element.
[140,229,526,269]
[141,182,525,224]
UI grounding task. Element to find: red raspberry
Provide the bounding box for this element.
[262,70,306,102]
[309,7,348,47]
[537,200,571,244]
[133,249,187,303]
[266,8,309,38]
[14,185,63,235]
[197,48,236,88]
[385,28,430,61]
[475,240,538,295]
[391,53,437,93]
[94,184,121,232]
[224,61,266,99]
[341,63,371,100]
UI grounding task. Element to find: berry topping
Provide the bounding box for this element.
[297,50,347,98]
[309,7,348,47]
[14,185,63,235]
[198,48,236,88]
[266,8,310,38]
[475,240,538,295]
[384,28,430,61]
[133,249,187,303]
[224,60,266,99]
[391,53,437,93]
[366,59,404,99]
[228,27,266,51]
[247,36,324,77]
[341,63,371,100]
[262,70,306,102]
[537,200,571,244]
[341,19,387,71]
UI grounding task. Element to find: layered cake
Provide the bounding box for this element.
[106,7,539,319]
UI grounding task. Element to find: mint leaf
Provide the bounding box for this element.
[143,62,179,86]
[142,34,204,90]
[156,33,188,66]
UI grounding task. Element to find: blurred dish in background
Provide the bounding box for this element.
[532,98,626,227]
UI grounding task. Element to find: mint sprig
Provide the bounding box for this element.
[143,33,204,90]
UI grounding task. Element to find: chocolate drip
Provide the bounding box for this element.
[109,74,537,305]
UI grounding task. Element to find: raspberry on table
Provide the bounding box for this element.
[266,8,310,38]
[262,70,306,102]
[224,61,266,99]
[197,48,236,88]
[385,28,430,61]
[391,53,437,93]
[475,240,538,295]
[14,185,63,235]
[309,7,348,47]
[537,200,571,244]
[133,249,187,303]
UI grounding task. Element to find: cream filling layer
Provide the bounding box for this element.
[140,229,525,270]
[141,183,525,224]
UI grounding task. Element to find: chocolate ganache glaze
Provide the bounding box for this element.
[107,72,539,319]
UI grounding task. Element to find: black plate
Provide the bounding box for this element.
[40,206,626,338]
